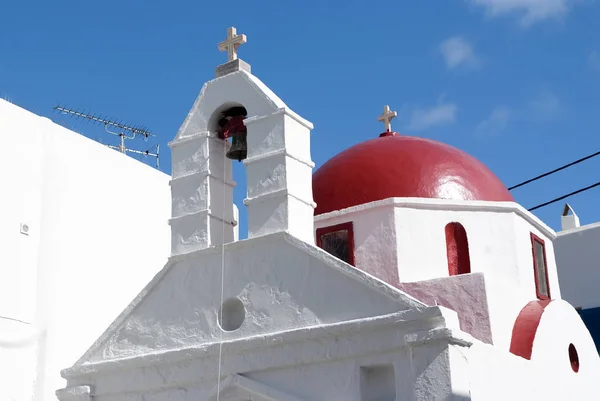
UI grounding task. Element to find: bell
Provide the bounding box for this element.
[226,131,247,161]
[219,109,248,162]
[222,113,248,162]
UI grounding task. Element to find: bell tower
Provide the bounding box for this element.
[168,27,315,256]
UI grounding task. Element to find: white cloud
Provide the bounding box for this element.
[408,101,458,131]
[588,51,600,72]
[529,89,560,121]
[476,106,511,134]
[440,36,480,70]
[469,0,571,26]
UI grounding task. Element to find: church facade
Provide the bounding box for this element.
[45,28,600,400]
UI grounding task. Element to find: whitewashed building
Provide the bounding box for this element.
[554,204,600,352]
[7,26,599,400]
[0,100,172,401]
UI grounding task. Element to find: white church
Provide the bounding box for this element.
[2,27,600,401]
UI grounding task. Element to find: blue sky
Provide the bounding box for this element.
[1,0,599,235]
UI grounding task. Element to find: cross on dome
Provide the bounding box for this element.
[218,27,247,62]
[377,105,397,133]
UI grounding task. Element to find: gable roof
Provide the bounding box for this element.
[70,232,427,368]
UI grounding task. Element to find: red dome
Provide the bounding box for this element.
[313,133,514,215]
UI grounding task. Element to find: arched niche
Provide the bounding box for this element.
[207,102,247,135]
[445,222,471,276]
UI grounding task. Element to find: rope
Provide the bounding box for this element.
[215,137,227,401]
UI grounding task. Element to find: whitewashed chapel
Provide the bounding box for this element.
[55,28,600,400]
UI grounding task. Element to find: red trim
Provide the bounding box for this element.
[316,222,356,266]
[530,233,551,300]
[509,299,552,360]
[445,222,471,276]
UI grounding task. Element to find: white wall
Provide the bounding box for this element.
[73,232,424,364]
[314,204,399,285]
[464,342,598,401]
[399,273,493,344]
[554,222,600,309]
[58,304,460,401]
[466,300,600,400]
[57,304,600,401]
[315,198,560,351]
[393,205,519,283]
[0,100,171,401]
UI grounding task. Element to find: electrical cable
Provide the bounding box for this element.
[528,181,600,211]
[509,150,600,190]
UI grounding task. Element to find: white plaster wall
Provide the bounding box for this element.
[399,273,493,344]
[60,334,600,401]
[0,100,171,401]
[481,213,561,349]
[58,306,600,401]
[66,345,450,401]
[392,205,520,284]
[243,110,315,244]
[395,203,559,351]
[315,204,399,285]
[169,134,236,254]
[466,341,598,400]
[77,233,424,363]
[59,307,459,401]
[530,299,600,373]
[0,319,40,401]
[315,199,560,351]
[554,222,600,309]
[245,340,454,401]
[0,104,44,319]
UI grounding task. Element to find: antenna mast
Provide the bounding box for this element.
[53,105,160,169]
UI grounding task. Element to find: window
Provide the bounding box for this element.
[445,222,471,276]
[316,222,355,266]
[530,233,550,300]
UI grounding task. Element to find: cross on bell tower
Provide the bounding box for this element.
[218,27,247,61]
[215,27,251,77]
[377,105,397,133]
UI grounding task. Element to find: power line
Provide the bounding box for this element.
[509,150,600,190]
[528,181,600,211]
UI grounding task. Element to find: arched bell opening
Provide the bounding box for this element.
[208,103,249,239]
[209,103,248,162]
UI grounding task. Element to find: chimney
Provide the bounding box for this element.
[561,203,580,231]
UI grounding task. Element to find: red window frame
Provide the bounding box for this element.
[530,233,551,300]
[316,222,356,266]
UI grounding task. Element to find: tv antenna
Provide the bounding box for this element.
[53,105,160,169]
